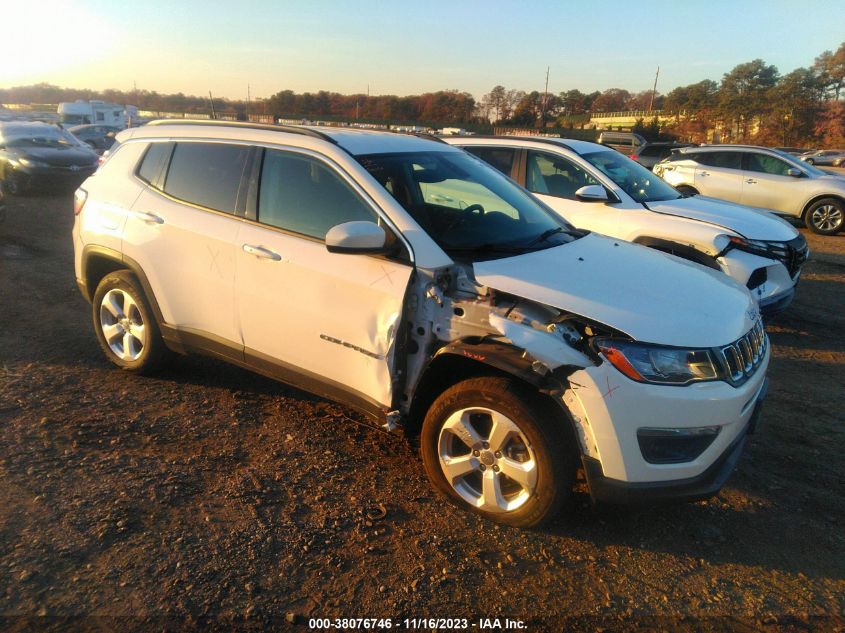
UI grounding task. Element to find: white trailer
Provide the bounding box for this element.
[57,100,138,128]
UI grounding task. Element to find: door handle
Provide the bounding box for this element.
[699,171,709,177]
[745,178,757,184]
[242,244,281,261]
[133,210,164,224]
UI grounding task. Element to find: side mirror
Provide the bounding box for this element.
[575,184,609,202]
[786,168,802,178]
[325,221,388,254]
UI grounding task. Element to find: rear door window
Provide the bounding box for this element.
[464,147,517,177]
[697,152,742,170]
[163,142,251,214]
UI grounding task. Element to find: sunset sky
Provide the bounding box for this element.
[3,0,844,100]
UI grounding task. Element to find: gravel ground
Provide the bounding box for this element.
[1,192,843,632]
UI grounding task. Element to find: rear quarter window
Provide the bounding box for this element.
[137,142,174,187]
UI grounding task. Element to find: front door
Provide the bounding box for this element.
[236,148,413,411]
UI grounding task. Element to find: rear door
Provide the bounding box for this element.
[694,151,744,202]
[126,141,251,347]
[235,147,413,411]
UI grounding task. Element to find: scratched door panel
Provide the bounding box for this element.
[126,187,241,343]
[235,222,412,408]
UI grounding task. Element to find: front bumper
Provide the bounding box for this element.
[9,164,97,190]
[759,285,796,318]
[583,378,767,504]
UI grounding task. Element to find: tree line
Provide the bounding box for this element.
[479,42,844,147]
[2,41,842,145]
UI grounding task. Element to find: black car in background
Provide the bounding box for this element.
[0,122,99,194]
[68,124,121,153]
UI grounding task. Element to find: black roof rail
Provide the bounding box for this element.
[146,119,338,144]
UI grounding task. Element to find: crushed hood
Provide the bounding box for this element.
[646,196,798,241]
[474,233,758,348]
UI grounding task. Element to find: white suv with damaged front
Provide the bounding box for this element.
[73,121,769,527]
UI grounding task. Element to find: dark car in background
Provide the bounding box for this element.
[68,124,121,153]
[0,122,99,194]
[630,142,696,170]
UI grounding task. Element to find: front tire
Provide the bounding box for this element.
[804,198,844,235]
[91,271,169,373]
[676,185,698,197]
[420,377,576,527]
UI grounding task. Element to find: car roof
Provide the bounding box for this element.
[678,144,782,153]
[443,135,608,155]
[124,120,454,156]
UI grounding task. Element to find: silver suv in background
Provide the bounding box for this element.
[655,145,845,235]
[799,149,845,166]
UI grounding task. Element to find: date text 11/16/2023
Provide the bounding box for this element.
[308,617,527,630]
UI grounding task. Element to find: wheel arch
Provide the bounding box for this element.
[801,193,845,220]
[81,245,165,324]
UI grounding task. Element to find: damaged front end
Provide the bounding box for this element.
[400,261,622,460]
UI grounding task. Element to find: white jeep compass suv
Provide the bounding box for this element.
[73,121,769,527]
[444,136,808,317]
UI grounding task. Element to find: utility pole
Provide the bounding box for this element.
[247,84,250,119]
[540,66,550,128]
[648,66,660,112]
[209,91,216,119]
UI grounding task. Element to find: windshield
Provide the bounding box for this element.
[581,149,682,203]
[1,127,85,149]
[357,151,579,260]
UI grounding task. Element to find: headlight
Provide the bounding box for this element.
[595,339,719,385]
[17,157,48,168]
[716,234,772,259]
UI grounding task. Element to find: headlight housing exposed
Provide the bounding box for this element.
[595,339,720,385]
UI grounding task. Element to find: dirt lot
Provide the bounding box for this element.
[1,191,843,632]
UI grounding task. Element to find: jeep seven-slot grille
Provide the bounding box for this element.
[717,320,767,386]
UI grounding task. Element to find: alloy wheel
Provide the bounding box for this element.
[437,407,538,513]
[99,288,146,361]
[811,204,844,233]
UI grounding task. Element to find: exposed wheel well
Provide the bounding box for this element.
[801,194,845,220]
[405,353,579,459]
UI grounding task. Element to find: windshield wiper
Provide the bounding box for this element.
[526,227,565,246]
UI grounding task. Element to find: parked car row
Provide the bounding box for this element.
[73,121,772,527]
[654,145,845,235]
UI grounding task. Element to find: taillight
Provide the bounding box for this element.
[74,188,88,215]
[629,154,637,159]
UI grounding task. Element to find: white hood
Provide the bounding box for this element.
[474,233,758,348]
[647,196,798,241]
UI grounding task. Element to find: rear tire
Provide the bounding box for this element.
[91,271,169,373]
[420,377,576,527]
[804,198,844,235]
